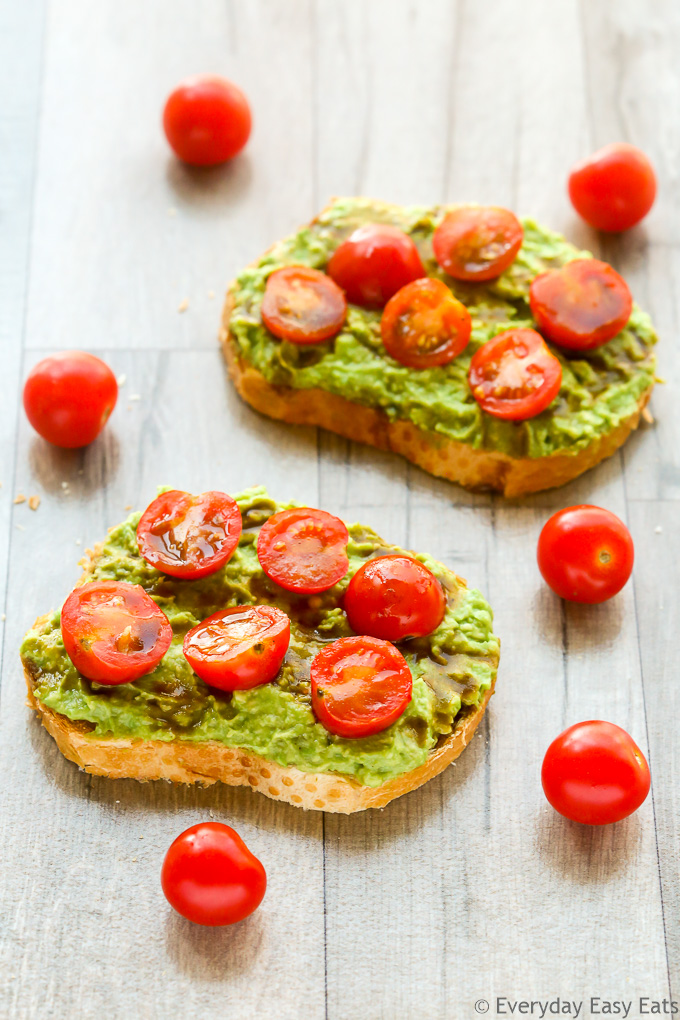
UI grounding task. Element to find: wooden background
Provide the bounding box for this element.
[0,1,678,1017]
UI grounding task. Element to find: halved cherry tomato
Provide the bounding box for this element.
[183,605,290,691]
[163,76,251,167]
[468,328,562,421]
[345,555,446,641]
[161,822,266,926]
[537,504,634,604]
[23,351,118,449]
[257,507,349,594]
[380,278,471,369]
[311,636,412,738]
[61,580,172,685]
[568,143,657,233]
[433,206,523,282]
[327,224,425,308]
[137,490,242,580]
[542,720,650,825]
[261,266,347,344]
[529,259,632,351]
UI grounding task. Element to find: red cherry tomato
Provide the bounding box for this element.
[568,143,657,232]
[137,490,242,580]
[257,508,349,594]
[380,278,471,369]
[261,266,347,344]
[529,259,632,351]
[183,605,290,692]
[23,351,118,449]
[344,555,446,641]
[537,504,634,604]
[162,75,251,167]
[161,822,266,927]
[542,720,650,825]
[327,224,425,308]
[433,206,524,282]
[311,636,412,738]
[61,581,172,685]
[468,328,562,421]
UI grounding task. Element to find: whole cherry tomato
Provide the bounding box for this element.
[468,328,562,421]
[433,206,523,282]
[568,143,657,232]
[327,224,425,308]
[163,75,251,166]
[344,555,446,641]
[23,351,118,449]
[537,504,634,604]
[529,259,632,351]
[161,822,266,926]
[261,266,347,343]
[183,605,290,691]
[542,720,650,825]
[257,507,349,594]
[137,490,242,580]
[380,278,471,369]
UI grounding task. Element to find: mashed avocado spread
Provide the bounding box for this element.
[21,488,499,787]
[228,198,656,459]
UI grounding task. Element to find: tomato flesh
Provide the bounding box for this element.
[529,259,632,351]
[161,822,266,926]
[433,206,523,282]
[61,580,172,685]
[568,143,657,232]
[183,605,290,692]
[542,720,650,825]
[344,555,446,641]
[261,266,347,344]
[327,224,425,308]
[380,278,471,369]
[537,504,634,604]
[163,76,251,166]
[468,328,562,421]
[311,636,412,738]
[137,490,242,580]
[23,351,118,449]
[257,508,349,594]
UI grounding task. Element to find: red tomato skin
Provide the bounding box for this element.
[327,224,425,308]
[163,76,251,166]
[468,328,563,421]
[537,504,634,604]
[257,508,349,594]
[183,605,290,691]
[261,266,347,344]
[380,278,472,369]
[161,823,266,927]
[542,721,650,825]
[23,352,118,449]
[344,555,446,641]
[568,143,657,232]
[137,490,242,580]
[432,206,524,282]
[529,259,632,351]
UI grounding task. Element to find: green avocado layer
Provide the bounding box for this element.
[21,488,499,787]
[228,197,657,459]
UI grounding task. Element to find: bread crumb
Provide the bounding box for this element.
[115,800,120,804]
[641,406,655,425]
[117,373,127,387]
[208,290,215,299]
[14,494,26,504]
[129,394,140,402]
[139,835,144,839]
[15,524,25,531]
[28,495,40,511]
[75,539,81,545]
[168,207,177,216]
[1,614,6,621]
[177,298,189,313]
[124,504,132,511]
[131,858,137,863]
[655,526,663,534]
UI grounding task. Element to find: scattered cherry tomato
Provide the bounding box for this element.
[433,206,524,282]
[537,504,634,603]
[137,490,242,581]
[23,351,118,449]
[61,580,172,684]
[344,555,446,641]
[161,822,266,926]
[380,278,471,369]
[183,605,290,691]
[261,266,347,343]
[529,259,632,351]
[311,636,412,738]
[327,224,425,308]
[162,75,251,167]
[568,143,657,232]
[468,328,562,421]
[542,720,650,825]
[257,507,349,594]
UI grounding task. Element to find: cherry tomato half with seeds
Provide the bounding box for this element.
[137,490,242,580]
[61,580,172,685]
[542,720,650,825]
[380,278,471,369]
[311,636,413,738]
[183,605,290,692]
[537,504,634,604]
[161,822,266,927]
[257,507,349,594]
[344,555,446,642]
[530,259,632,351]
[23,351,118,449]
[327,224,425,308]
[468,328,562,421]
[261,266,347,344]
[163,75,251,167]
[568,143,657,233]
[433,206,524,282]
